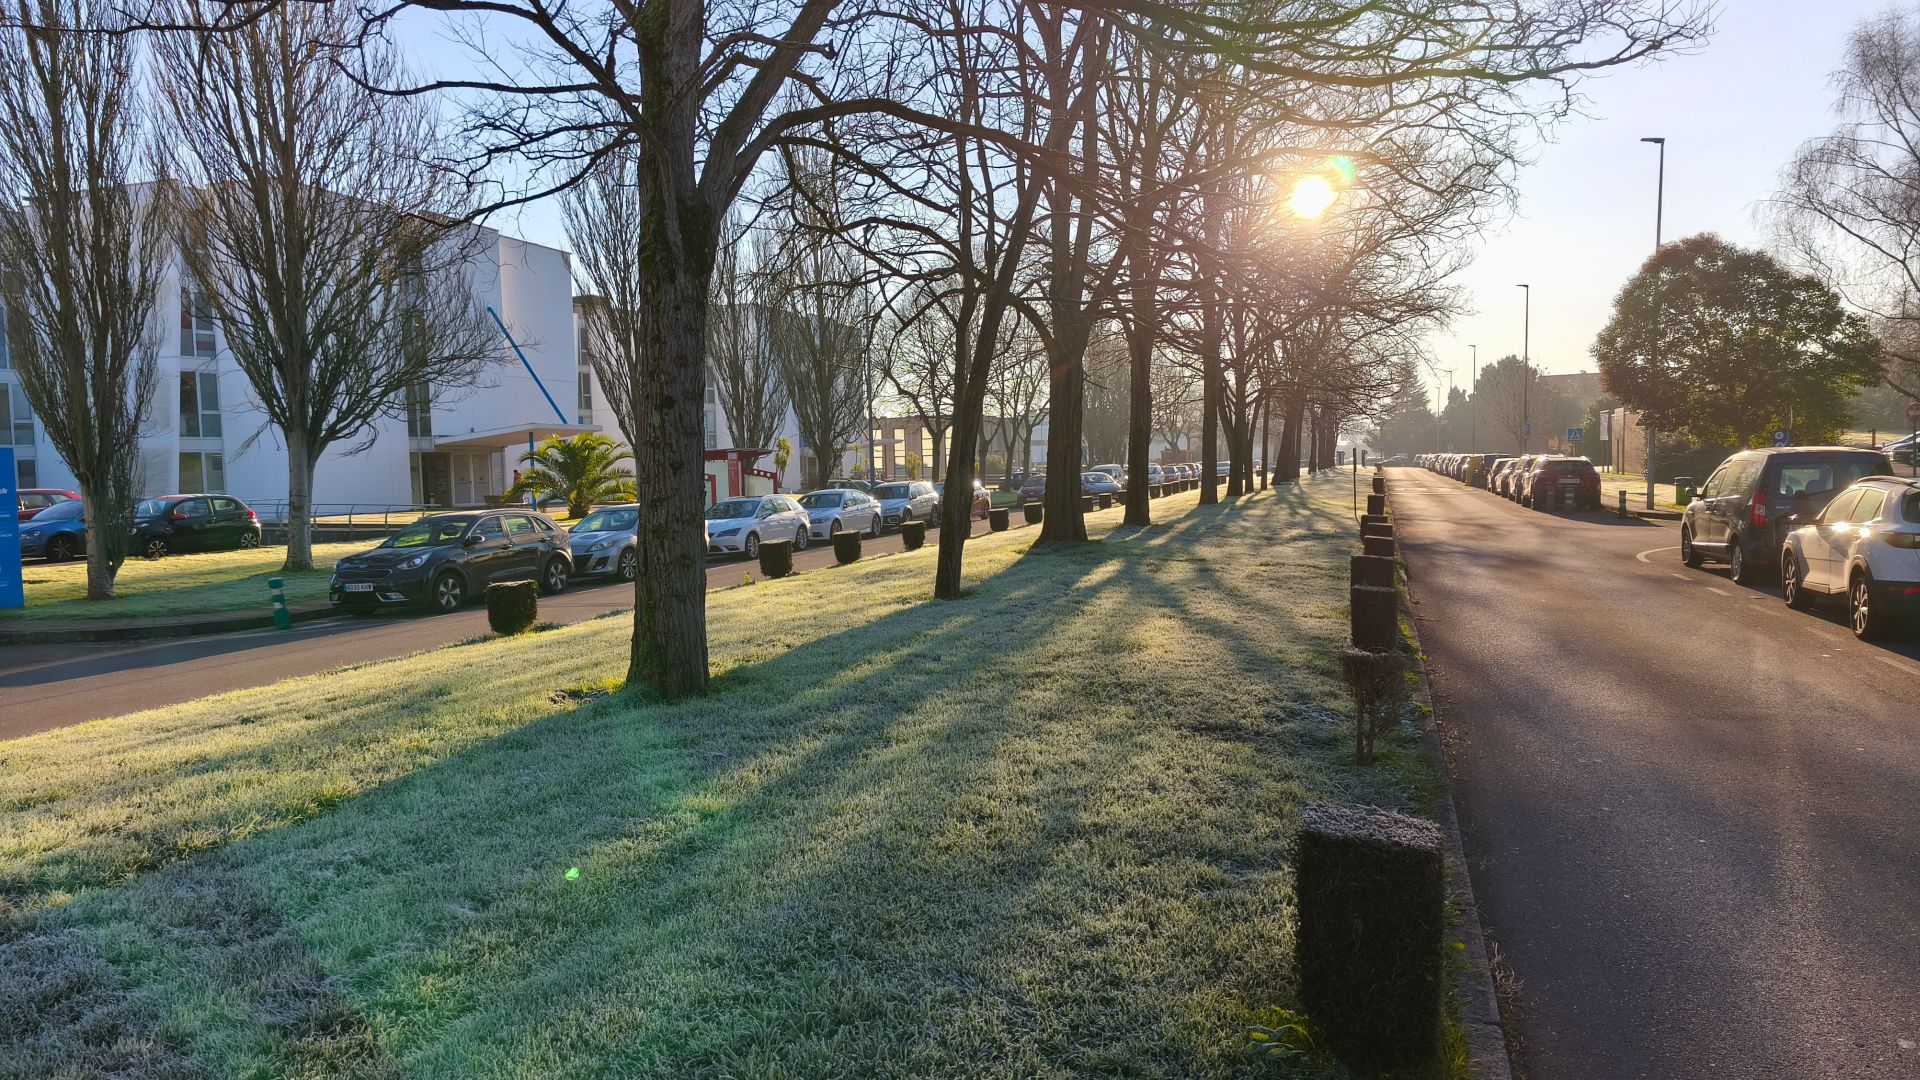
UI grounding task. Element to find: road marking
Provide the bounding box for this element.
[1668,572,1688,580]
[1704,586,1730,596]
[1637,545,1680,563]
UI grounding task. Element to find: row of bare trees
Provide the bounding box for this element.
[2,0,1713,695]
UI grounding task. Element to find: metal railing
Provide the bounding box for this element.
[243,501,442,543]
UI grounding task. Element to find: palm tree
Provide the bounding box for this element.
[504,433,636,519]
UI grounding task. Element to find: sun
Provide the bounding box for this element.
[1287,174,1338,220]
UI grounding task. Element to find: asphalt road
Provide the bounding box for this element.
[0,515,997,740]
[1388,466,1920,1079]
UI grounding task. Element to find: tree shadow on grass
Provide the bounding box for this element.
[8,477,1397,1077]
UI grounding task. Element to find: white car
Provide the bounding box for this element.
[567,504,639,580]
[872,480,939,528]
[1780,476,1920,639]
[799,488,883,540]
[704,494,811,559]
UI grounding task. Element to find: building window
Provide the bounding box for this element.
[14,456,34,487]
[179,370,221,438]
[405,381,433,438]
[179,451,224,493]
[1,382,32,446]
[577,366,593,426]
[703,406,717,450]
[180,274,216,357]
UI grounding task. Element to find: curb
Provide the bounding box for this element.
[1384,477,1516,1080]
[0,604,337,645]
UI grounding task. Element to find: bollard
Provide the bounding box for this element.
[1617,489,1627,518]
[1350,584,1398,652]
[1349,554,1395,588]
[1366,493,1386,517]
[267,575,292,630]
[1098,492,1113,510]
[1081,494,1095,514]
[1362,535,1395,560]
[1361,521,1394,541]
[989,507,1010,532]
[1023,502,1044,525]
[1371,476,1386,495]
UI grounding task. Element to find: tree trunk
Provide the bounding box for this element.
[82,489,116,600]
[1258,394,1271,490]
[936,406,985,600]
[627,245,713,698]
[284,428,316,573]
[1123,286,1154,527]
[1039,320,1089,543]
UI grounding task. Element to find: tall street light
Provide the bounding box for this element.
[1518,284,1531,453]
[1641,136,1665,510]
[1468,344,1478,451]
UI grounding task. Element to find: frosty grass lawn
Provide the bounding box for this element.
[0,475,1464,1078]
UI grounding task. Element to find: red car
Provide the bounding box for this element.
[17,488,78,523]
[935,479,992,519]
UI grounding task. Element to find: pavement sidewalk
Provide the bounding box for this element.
[0,602,337,644]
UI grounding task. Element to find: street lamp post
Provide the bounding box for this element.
[1518,284,1531,453]
[1469,344,1478,452]
[1642,136,1665,511]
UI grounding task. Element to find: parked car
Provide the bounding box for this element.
[330,509,573,613]
[1682,446,1893,584]
[1882,432,1919,468]
[1090,464,1126,485]
[1018,473,1048,503]
[17,498,87,561]
[799,487,882,539]
[16,488,78,523]
[130,494,262,558]
[567,504,639,581]
[1081,471,1122,497]
[705,494,810,559]
[1473,455,1511,489]
[873,480,940,528]
[1145,464,1167,489]
[1494,455,1534,499]
[934,479,991,519]
[824,477,874,494]
[1780,476,1920,639]
[1523,457,1601,511]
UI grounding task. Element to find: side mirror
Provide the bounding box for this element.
[462,532,482,547]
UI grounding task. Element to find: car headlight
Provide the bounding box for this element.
[22,529,41,539]
[709,526,739,538]
[398,552,431,569]
[583,537,615,552]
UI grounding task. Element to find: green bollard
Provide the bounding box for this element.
[1616,489,1627,519]
[268,575,292,630]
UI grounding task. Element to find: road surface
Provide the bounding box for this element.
[1388,466,1920,1079]
[1,516,996,740]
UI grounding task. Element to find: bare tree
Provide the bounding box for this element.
[707,216,789,452]
[151,1,497,572]
[563,149,648,443]
[0,0,160,599]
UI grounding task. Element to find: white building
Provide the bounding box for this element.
[3,226,591,513]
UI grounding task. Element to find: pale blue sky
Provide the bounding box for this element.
[1426,0,1895,407]
[460,2,1896,413]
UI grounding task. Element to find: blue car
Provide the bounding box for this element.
[17,498,87,562]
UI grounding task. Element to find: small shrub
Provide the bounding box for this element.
[485,580,538,635]
[1022,502,1043,525]
[833,530,863,565]
[758,538,794,579]
[900,520,927,551]
[1294,802,1445,1074]
[988,507,1010,532]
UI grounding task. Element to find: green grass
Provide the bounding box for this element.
[1,478,1457,1078]
[2,542,368,622]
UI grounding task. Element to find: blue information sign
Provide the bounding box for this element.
[1567,427,1585,443]
[0,448,23,609]
[1773,430,1790,447]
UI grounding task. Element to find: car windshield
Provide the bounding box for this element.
[1082,473,1107,484]
[574,508,638,533]
[34,500,83,521]
[134,499,170,517]
[874,484,910,500]
[706,499,759,520]
[799,492,843,509]
[1775,459,1886,497]
[385,518,472,548]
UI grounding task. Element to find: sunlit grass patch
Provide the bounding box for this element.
[4,542,367,621]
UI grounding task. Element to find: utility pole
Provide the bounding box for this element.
[1469,344,1478,451]
[1642,136,1665,510]
[1518,284,1531,453]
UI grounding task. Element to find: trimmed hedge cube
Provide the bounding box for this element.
[1023,502,1044,525]
[1349,554,1395,589]
[900,520,927,550]
[833,530,863,564]
[989,507,1010,532]
[485,580,538,635]
[758,537,794,579]
[1294,802,1445,1074]
[1350,583,1397,652]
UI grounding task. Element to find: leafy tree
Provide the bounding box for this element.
[1594,234,1881,448]
[506,433,636,520]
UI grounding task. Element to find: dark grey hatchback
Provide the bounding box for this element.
[330,510,573,613]
[1680,447,1892,584]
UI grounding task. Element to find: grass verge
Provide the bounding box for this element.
[2,543,368,622]
[2,477,1455,1078]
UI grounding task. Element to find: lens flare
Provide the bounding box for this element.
[1288,174,1337,219]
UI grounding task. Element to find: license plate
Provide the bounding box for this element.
[343,583,375,592]
[1559,478,1579,485]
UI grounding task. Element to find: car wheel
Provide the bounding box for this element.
[616,548,637,582]
[744,532,760,560]
[239,529,261,549]
[794,525,810,552]
[431,571,465,613]
[1782,548,1811,610]
[1851,570,1891,640]
[45,535,75,563]
[1729,538,1760,585]
[868,515,881,538]
[541,557,569,596]
[830,518,842,539]
[142,536,169,559]
[1680,527,1704,569]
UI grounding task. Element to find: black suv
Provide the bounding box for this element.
[131,494,262,558]
[329,510,573,613]
[1680,447,1892,583]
